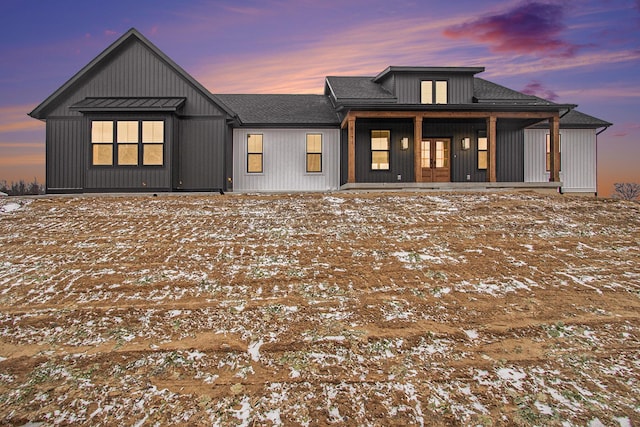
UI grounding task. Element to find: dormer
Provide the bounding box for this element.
[372,66,485,105]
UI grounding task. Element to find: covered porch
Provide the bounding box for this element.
[341,110,562,185]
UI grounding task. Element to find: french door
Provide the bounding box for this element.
[421,138,451,182]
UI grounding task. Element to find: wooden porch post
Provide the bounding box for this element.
[347,115,356,184]
[549,114,560,182]
[487,116,497,182]
[414,115,423,183]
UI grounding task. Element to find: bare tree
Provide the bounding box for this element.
[613,183,640,201]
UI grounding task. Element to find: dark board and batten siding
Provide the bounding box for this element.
[46,119,85,192]
[355,119,415,184]
[43,37,230,192]
[47,41,225,118]
[495,127,524,182]
[176,118,227,191]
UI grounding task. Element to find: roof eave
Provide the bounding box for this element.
[336,103,576,113]
[374,66,485,82]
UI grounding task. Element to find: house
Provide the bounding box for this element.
[29,28,611,195]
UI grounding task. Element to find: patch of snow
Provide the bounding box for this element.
[231,396,253,426]
[0,202,21,213]
[496,367,527,390]
[248,340,263,362]
[323,196,345,204]
[615,417,632,427]
[535,400,554,415]
[464,329,479,340]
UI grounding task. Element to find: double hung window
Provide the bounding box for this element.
[247,134,263,173]
[371,130,390,170]
[306,134,322,173]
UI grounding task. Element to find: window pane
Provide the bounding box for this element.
[478,137,487,151]
[435,80,447,104]
[372,151,389,170]
[93,144,113,165]
[142,121,164,143]
[307,153,322,172]
[306,134,322,153]
[143,144,163,165]
[92,121,113,143]
[478,152,487,170]
[248,134,263,153]
[118,144,138,165]
[371,130,390,150]
[435,140,448,168]
[117,121,139,143]
[421,81,432,104]
[421,140,430,168]
[248,153,263,173]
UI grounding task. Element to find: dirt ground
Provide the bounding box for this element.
[0,191,638,426]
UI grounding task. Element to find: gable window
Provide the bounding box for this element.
[91,120,164,167]
[371,130,390,170]
[247,134,263,173]
[477,130,487,170]
[306,133,322,173]
[546,134,561,172]
[421,80,448,104]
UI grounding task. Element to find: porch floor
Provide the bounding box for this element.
[340,181,562,193]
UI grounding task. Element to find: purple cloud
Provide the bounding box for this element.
[521,80,559,101]
[444,2,579,57]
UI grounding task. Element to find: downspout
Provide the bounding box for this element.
[594,124,611,197]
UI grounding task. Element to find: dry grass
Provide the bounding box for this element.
[0,191,639,426]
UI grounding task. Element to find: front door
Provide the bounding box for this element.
[421,138,451,182]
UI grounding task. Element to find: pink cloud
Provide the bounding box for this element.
[443,2,579,57]
[521,80,559,101]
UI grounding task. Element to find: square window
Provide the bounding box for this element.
[117,121,139,143]
[118,144,138,165]
[143,144,163,165]
[92,121,113,143]
[93,144,113,166]
[421,80,447,104]
[142,121,164,143]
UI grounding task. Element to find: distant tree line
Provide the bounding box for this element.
[0,179,46,196]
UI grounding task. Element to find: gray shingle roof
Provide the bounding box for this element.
[325,76,396,102]
[529,109,612,129]
[473,78,556,105]
[217,94,340,126]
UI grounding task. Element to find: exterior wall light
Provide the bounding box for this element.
[461,137,470,150]
[400,137,409,150]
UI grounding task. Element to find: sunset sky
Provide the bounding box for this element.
[1,0,638,195]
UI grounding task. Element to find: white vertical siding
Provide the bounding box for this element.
[524,128,597,193]
[233,128,340,192]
